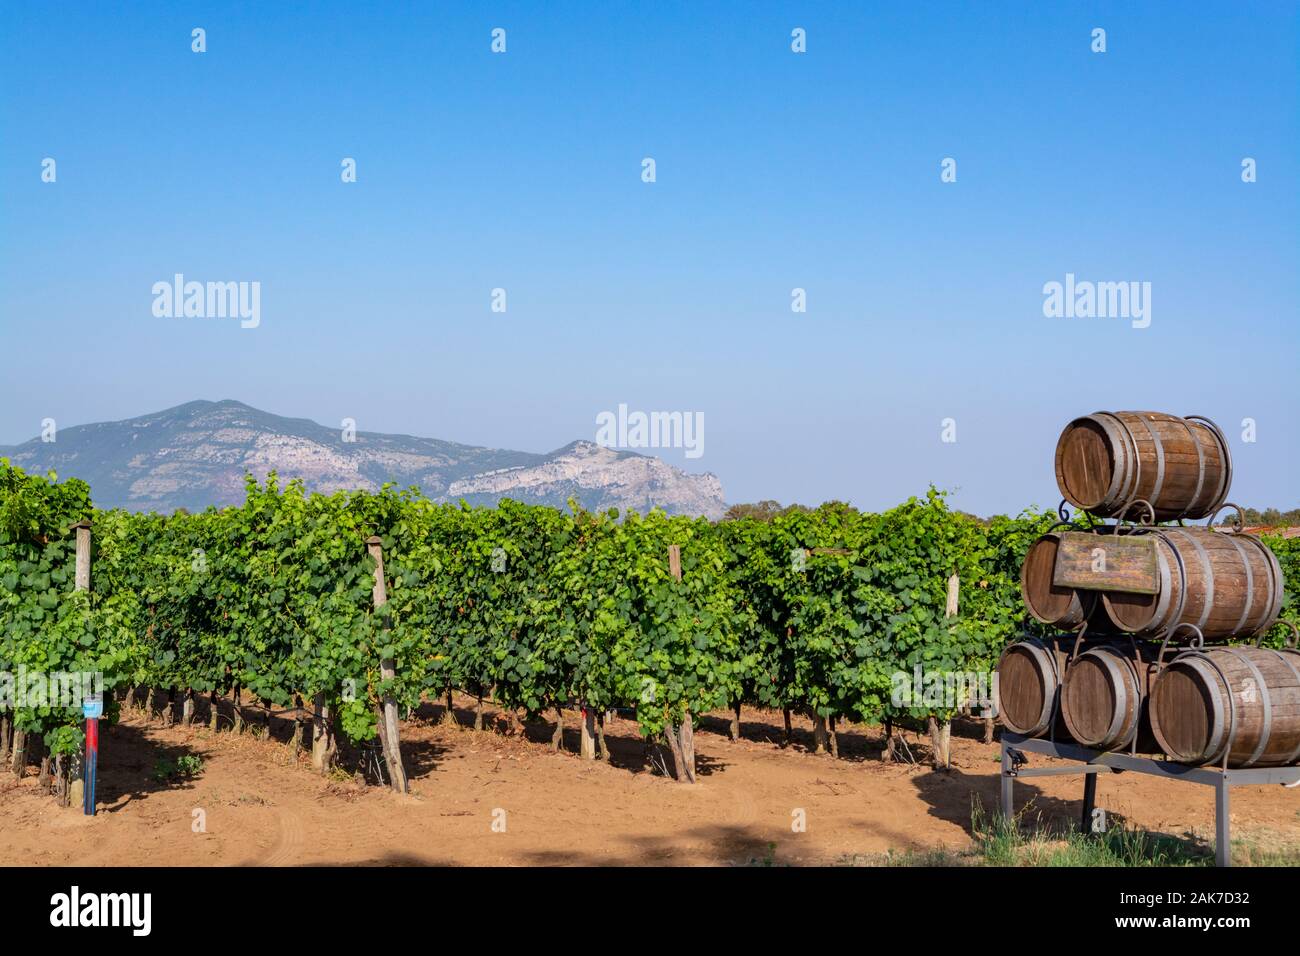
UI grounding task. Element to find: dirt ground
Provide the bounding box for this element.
[4,695,1300,866]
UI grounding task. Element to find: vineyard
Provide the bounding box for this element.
[3,459,1298,798]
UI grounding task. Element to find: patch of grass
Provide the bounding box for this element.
[839,798,1291,868]
[839,846,981,867]
[1226,831,1300,867]
[970,798,1212,867]
[741,842,782,867]
[152,753,204,782]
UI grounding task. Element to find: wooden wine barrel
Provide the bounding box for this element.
[1149,646,1300,767]
[1059,642,1156,751]
[1021,532,1096,628]
[1054,411,1231,521]
[1103,529,1282,641]
[995,637,1073,737]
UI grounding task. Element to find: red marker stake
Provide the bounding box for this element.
[84,717,98,816]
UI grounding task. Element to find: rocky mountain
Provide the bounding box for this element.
[0,400,727,519]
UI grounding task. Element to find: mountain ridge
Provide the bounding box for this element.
[0,400,727,518]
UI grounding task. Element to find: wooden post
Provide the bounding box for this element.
[666,545,695,783]
[54,754,67,806]
[929,715,951,769]
[551,705,564,751]
[948,568,991,742]
[291,694,304,760]
[68,520,90,809]
[679,714,696,783]
[311,692,334,774]
[662,715,688,781]
[580,705,597,760]
[366,536,408,793]
[36,736,51,791]
[812,714,829,754]
[72,520,91,592]
[232,685,244,735]
[595,711,609,761]
[10,730,26,776]
[931,571,959,768]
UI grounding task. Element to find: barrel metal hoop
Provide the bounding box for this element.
[1045,645,1061,743]
[1177,415,1207,521]
[1043,643,1065,736]
[998,640,1056,737]
[1155,530,1189,633]
[1186,415,1233,516]
[1030,642,1056,735]
[1091,651,1130,748]
[1121,534,1167,638]
[1194,654,1236,765]
[1274,647,1300,764]
[1092,412,1131,512]
[1240,533,1282,638]
[1227,648,1271,768]
[1159,655,1227,764]
[1106,412,1143,518]
[1260,538,1284,633]
[1170,528,1213,633]
[1152,534,1175,631]
[1119,413,1144,513]
[1136,414,1166,515]
[1225,534,1255,636]
[1116,652,1142,748]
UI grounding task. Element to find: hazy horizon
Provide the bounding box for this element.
[3,396,1296,518]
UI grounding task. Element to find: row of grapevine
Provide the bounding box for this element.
[2,458,1295,792]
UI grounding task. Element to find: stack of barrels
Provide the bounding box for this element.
[996,411,1298,768]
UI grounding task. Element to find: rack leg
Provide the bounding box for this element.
[1081,772,1097,833]
[1000,743,1013,821]
[1215,778,1231,868]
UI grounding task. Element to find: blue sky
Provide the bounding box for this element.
[1,1,1296,514]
